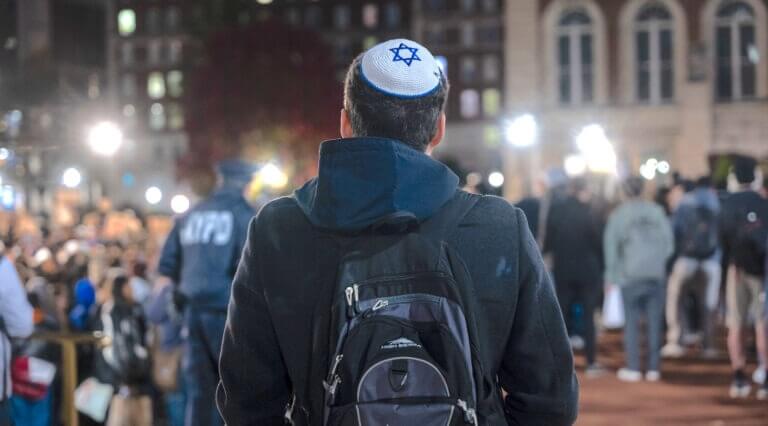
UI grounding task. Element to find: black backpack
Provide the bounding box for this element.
[309,195,492,425]
[108,305,151,385]
[733,208,768,276]
[679,205,719,260]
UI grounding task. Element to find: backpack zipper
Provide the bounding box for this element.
[457,399,478,425]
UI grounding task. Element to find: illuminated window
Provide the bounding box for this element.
[482,88,501,117]
[147,72,166,99]
[363,36,378,50]
[557,8,594,104]
[167,103,184,130]
[716,1,757,100]
[482,54,499,82]
[363,4,379,28]
[333,5,351,29]
[149,103,165,130]
[460,89,480,118]
[118,9,136,36]
[121,74,137,97]
[635,2,674,103]
[167,71,183,98]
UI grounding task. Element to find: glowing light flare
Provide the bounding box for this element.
[488,172,505,188]
[171,194,190,214]
[505,114,538,148]
[145,186,163,205]
[61,168,82,188]
[87,122,124,157]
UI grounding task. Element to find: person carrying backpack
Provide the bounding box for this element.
[604,177,674,383]
[720,156,768,399]
[661,176,721,359]
[216,39,578,425]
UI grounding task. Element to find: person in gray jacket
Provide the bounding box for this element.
[0,252,34,425]
[604,177,674,383]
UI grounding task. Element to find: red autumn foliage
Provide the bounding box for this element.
[182,20,342,179]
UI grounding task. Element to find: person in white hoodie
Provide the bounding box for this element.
[0,251,34,425]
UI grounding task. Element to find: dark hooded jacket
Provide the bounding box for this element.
[217,138,578,425]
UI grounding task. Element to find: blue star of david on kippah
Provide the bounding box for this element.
[390,43,421,67]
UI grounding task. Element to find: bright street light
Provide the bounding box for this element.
[87,121,123,156]
[260,163,288,189]
[505,114,538,148]
[61,168,82,188]
[657,161,670,174]
[0,148,10,161]
[575,124,617,175]
[171,194,190,214]
[145,186,163,205]
[488,171,505,188]
[564,154,588,177]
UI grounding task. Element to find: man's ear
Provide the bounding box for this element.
[340,109,354,138]
[426,113,446,155]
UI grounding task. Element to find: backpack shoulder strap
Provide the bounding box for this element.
[419,191,480,240]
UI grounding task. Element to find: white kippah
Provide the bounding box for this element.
[360,38,442,98]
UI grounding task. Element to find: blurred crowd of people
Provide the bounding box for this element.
[513,156,768,400]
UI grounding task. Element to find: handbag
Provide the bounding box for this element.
[150,327,183,392]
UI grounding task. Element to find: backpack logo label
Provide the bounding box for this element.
[381,338,421,350]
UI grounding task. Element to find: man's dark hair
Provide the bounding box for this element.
[622,176,645,198]
[732,155,756,185]
[343,53,449,151]
[696,175,712,188]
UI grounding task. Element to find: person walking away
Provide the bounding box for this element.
[101,275,152,426]
[217,39,578,425]
[720,156,768,398]
[544,178,605,376]
[0,252,34,425]
[604,177,674,382]
[146,279,186,426]
[662,177,722,359]
[157,160,255,426]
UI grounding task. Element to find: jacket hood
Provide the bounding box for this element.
[294,137,459,232]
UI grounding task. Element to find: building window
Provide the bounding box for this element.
[285,8,300,26]
[117,9,136,36]
[166,7,181,32]
[146,8,161,34]
[167,103,184,130]
[148,40,162,65]
[482,89,501,117]
[424,0,447,12]
[149,103,165,130]
[384,3,401,29]
[482,54,500,82]
[363,4,379,29]
[304,6,322,28]
[121,74,137,97]
[462,0,476,13]
[168,40,182,64]
[635,2,674,103]
[461,56,478,83]
[715,1,757,100]
[462,23,475,46]
[425,25,447,46]
[460,89,480,118]
[363,36,378,50]
[482,0,499,13]
[557,8,594,104]
[167,71,183,98]
[333,5,351,29]
[121,42,134,66]
[147,72,166,99]
[477,25,502,44]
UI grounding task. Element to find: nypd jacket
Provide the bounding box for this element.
[217,138,579,425]
[158,187,255,310]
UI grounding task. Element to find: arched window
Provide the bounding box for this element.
[635,3,674,103]
[557,9,594,104]
[715,2,758,100]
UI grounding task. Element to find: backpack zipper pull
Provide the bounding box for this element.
[457,399,478,425]
[345,287,355,317]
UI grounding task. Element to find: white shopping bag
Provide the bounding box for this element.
[74,377,115,422]
[602,285,625,329]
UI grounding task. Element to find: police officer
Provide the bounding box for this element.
[158,160,255,426]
